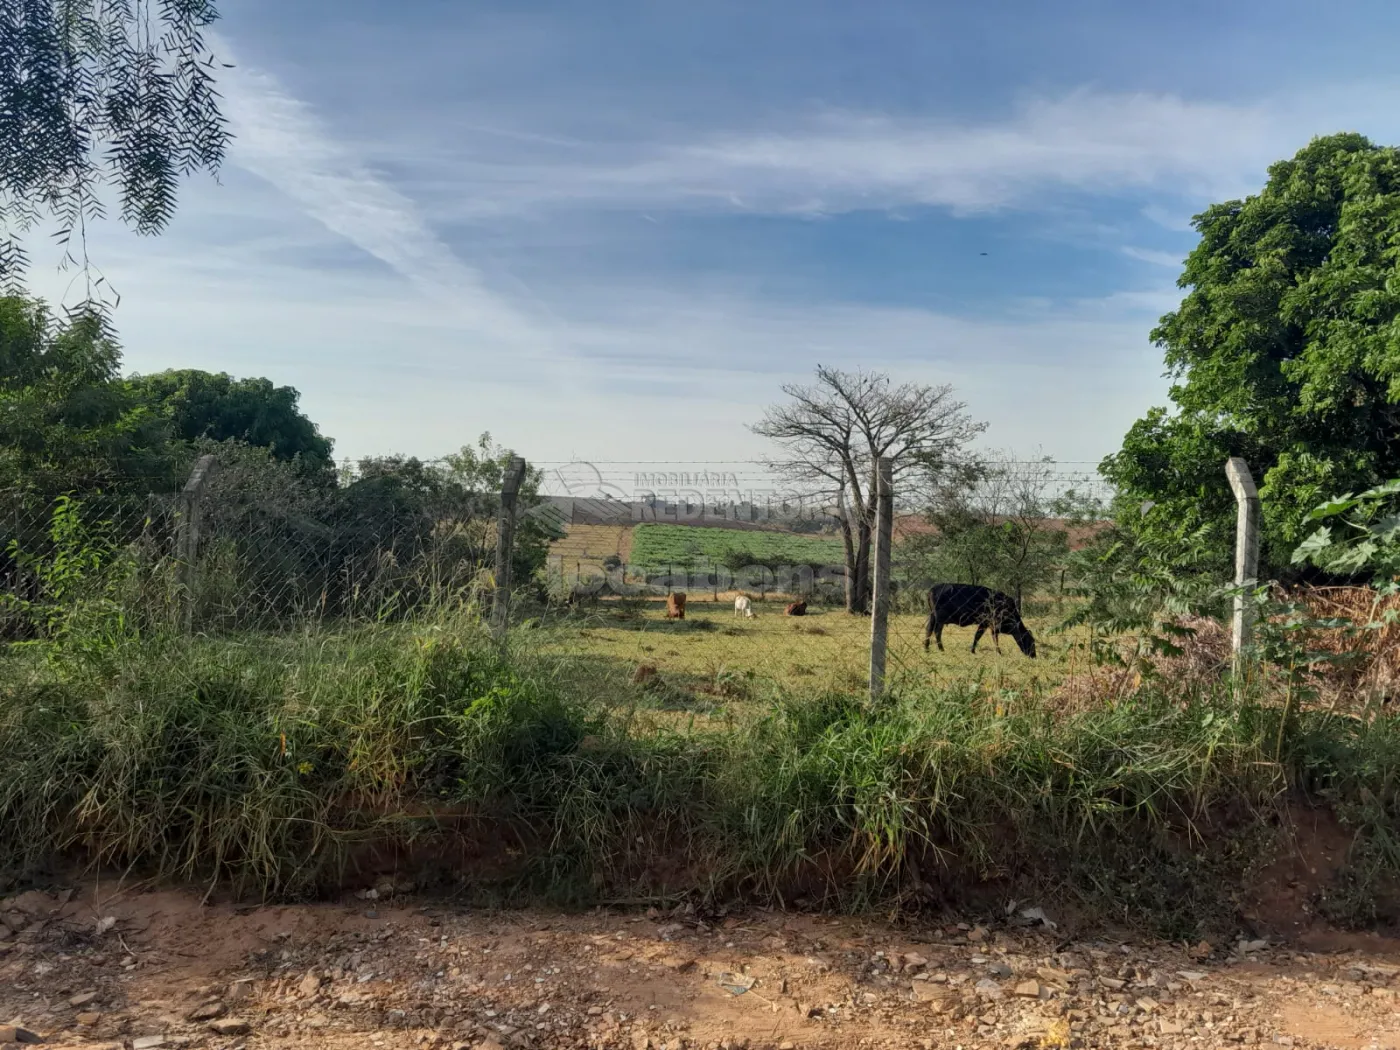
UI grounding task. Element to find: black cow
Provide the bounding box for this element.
[922,583,1036,658]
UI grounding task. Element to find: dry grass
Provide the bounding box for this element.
[1050,586,1400,715]
[541,594,1094,719]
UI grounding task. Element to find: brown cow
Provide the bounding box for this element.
[785,600,808,616]
[665,592,687,619]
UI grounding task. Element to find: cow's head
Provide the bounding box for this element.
[1009,622,1036,658]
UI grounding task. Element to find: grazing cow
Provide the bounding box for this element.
[923,583,1035,658]
[734,595,754,618]
[665,592,687,620]
[785,600,808,616]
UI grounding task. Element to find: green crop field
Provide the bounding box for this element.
[629,523,844,570]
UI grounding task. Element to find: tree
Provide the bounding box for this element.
[901,452,1099,607]
[752,366,984,613]
[0,296,169,484]
[127,370,334,472]
[1103,133,1400,578]
[0,1,228,296]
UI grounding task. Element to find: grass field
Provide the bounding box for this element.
[540,595,1089,718]
[628,523,845,571]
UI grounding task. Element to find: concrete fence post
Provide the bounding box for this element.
[177,455,218,633]
[492,456,528,636]
[869,457,894,701]
[1225,457,1261,678]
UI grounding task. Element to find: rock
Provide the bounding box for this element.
[967,926,988,944]
[132,1038,168,1050]
[298,971,323,998]
[778,1043,795,1050]
[1099,977,1126,990]
[0,1027,44,1045]
[587,1007,603,1017]
[76,1013,102,1027]
[1013,980,1041,998]
[1159,1021,1185,1035]
[911,983,951,1006]
[974,978,1004,1000]
[1238,940,1267,954]
[208,1019,251,1036]
[476,1038,506,1050]
[1177,970,1208,982]
[988,962,1013,978]
[187,1001,225,1022]
[655,923,685,940]
[226,979,254,1001]
[902,952,928,971]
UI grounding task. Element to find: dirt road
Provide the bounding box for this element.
[3,883,1400,1050]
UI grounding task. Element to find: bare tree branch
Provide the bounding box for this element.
[752,365,985,612]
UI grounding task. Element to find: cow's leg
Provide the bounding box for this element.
[934,622,945,652]
[923,611,935,651]
[970,624,987,653]
[992,626,1003,654]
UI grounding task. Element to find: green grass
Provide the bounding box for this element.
[628,523,845,571]
[4,617,1400,935]
[539,595,1086,705]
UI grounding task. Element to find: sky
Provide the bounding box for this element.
[27,0,1400,480]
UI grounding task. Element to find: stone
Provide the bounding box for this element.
[974,978,1004,1000]
[208,1019,251,1036]
[187,1001,225,1022]
[1159,1021,1185,1035]
[967,926,988,944]
[68,991,97,1008]
[76,1013,102,1027]
[0,1027,44,1045]
[226,979,254,1001]
[298,971,323,998]
[902,952,928,971]
[132,1038,168,1050]
[1099,977,1126,990]
[1014,980,1041,998]
[988,962,1013,978]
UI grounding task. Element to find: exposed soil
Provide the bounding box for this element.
[5,882,1400,1050]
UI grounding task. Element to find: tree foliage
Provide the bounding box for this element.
[128,369,334,472]
[1293,478,1400,582]
[1103,133,1400,577]
[901,453,1099,607]
[752,366,984,613]
[0,0,228,294]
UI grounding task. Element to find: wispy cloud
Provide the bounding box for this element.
[1122,246,1185,268]
[401,85,1400,222]
[212,34,559,359]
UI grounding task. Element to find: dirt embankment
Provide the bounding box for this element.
[4,881,1400,1050]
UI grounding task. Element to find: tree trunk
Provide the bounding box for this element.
[850,519,873,614]
[839,492,858,612]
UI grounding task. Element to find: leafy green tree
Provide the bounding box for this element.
[0,296,168,484]
[1,1,228,294]
[127,370,334,472]
[1103,133,1400,577]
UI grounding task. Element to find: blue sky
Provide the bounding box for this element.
[28,0,1400,472]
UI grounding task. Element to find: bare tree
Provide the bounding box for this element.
[752,366,985,613]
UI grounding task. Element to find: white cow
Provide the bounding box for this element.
[733,594,755,618]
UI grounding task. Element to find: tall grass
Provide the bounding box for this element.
[4,618,1399,934]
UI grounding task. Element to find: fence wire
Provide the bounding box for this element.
[3,457,1108,701]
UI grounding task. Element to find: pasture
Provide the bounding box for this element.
[627,523,845,570]
[541,594,1088,717]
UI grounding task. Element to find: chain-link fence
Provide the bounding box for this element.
[2,452,1112,699]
